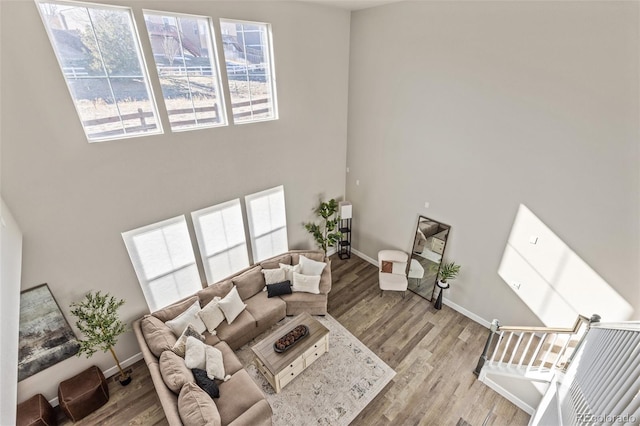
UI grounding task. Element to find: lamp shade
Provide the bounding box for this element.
[339,201,352,219]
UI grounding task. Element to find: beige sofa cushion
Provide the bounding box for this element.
[152,296,199,322]
[213,341,243,376]
[228,400,272,426]
[159,351,194,394]
[260,253,292,270]
[291,251,324,264]
[178,382,222,426]
[216,370,266,425]
[140,315,177,358]
[198,280,233,307]
[232,266,265,300]
[203,330,221,347]
[244,291,286,328]
[215,310,257,351]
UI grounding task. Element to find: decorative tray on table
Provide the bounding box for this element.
[273,325,309,353]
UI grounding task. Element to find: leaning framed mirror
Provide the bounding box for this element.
[407,215,451,301]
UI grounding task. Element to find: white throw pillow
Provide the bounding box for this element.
[197,297,225,334]
[165,300,207,337]
[184,336,206,370]
[205,346,231,382]
[279,263,301,282]
[292,272,321,295]
[172,323,204,357]
[217,286,246,324]
[299,255,326,276]
[262,268,286,285]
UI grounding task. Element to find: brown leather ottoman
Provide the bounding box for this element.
[58,365,109,421]
[16,393,56,426]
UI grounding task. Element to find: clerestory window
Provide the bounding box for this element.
[220,19,278,124]
[143,11,227,131]
[37,1,162,142]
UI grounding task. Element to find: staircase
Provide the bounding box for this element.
[474,315,640,425]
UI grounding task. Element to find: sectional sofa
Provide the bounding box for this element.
[133,250,331,426]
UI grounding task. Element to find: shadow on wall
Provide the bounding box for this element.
[498,204,633,326]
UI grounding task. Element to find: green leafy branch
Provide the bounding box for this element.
[70,291,128,380]
[304,198,342,256]
[438,261,461,283]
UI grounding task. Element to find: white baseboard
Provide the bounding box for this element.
[351,248,377,266]
[326,247,337,257]
[48,352,144,407]
[352,247,491,329]
[443,297,491,329]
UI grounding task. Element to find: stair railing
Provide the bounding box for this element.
[474,314,599,377]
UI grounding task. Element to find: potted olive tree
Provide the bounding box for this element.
[70,291,131,385]
[435,261,461,310]
[304,198,342,256]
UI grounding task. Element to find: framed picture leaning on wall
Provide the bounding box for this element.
[18,283,80,381]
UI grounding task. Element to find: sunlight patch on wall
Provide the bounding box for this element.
[498,204,633,326]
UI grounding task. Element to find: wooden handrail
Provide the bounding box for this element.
[497,315,590,334]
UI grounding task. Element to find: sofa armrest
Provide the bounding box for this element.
[228,400,272,426]
[133,319,182,425]
[133,319,158,366]
[319,258,332,295]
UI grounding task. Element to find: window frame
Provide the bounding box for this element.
[191,198,250,285]
[245,185,288,263]
[219,18,279,125]
[121,215,202,312]
[142,9,229,132]
[35,0,163,142]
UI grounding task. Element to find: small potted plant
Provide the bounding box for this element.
[435,261,461,310]
[304,198,342,257]
[70,291,131,385]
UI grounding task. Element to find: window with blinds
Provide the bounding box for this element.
[122,215,202,311]
[191,199,250,284]
[245,185,288,262]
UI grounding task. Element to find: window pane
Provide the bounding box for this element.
[144,12,227,131]
[220,19,277,123]
[192,199,250,284]
[254,228,288,263]
[122,216,202,312]
[245,185,288,262]
[37,2,161,141]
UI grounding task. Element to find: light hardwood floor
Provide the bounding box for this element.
[58,254,530,425]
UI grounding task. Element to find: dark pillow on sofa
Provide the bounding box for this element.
[192,368,220,399]
[267,280,292,298]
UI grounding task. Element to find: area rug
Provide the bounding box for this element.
[235,314,396,426]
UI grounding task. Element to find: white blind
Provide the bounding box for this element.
[191,199,250,284]
[245,185,288,262]
[122,215,202,312]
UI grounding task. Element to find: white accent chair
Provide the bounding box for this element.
[408,258,425,287]
[378,250,409,297]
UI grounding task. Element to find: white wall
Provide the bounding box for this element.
[1,199,23,424]
[1,0,350,402]
[347,1,639,326]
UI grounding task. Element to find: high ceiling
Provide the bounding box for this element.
[301,0,404,11]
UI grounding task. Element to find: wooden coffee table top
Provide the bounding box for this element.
[252,312,329,374]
